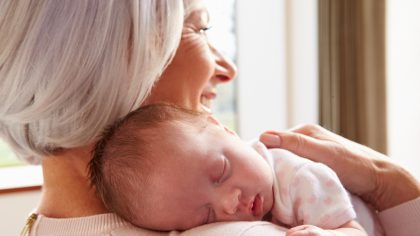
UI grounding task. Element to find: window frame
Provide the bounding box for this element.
[0,165,42,194]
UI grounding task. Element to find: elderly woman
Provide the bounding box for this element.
[0,0,419,235]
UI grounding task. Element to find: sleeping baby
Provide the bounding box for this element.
[89,104,378,235]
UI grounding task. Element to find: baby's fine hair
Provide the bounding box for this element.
[89,103,204,224]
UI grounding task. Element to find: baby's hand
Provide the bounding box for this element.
[286,225,333,236]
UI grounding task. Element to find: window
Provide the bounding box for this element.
[235,0,318,140]
[205,0,237,131]
[0,140,23,168]
[0,139,41,191]
[386,0,420,180]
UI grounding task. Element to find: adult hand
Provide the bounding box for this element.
[259,124,420,211]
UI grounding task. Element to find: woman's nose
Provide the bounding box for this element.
[220,188,241,215]
[210,44,237,85]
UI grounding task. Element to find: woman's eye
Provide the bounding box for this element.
[199,26,212,34]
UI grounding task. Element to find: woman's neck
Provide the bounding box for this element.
[37,145,108,218]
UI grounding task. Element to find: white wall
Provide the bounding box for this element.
[236,0,288,140]
[0,190,41,235]
[386,0,420,180]
[236,0,318,140]
[284,0,319,127]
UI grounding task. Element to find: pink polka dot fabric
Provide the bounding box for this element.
[253,144,356,229]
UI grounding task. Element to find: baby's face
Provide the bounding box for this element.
[139,117,274,231]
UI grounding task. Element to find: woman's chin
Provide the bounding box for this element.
[200,98,213,113]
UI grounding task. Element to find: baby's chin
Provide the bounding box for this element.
[261,211,273,221]
[260,203,274,221]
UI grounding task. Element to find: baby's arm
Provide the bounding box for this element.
[268,149,367,235]
[286,220,366,236]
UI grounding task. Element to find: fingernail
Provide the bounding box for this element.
[260,133,281,147]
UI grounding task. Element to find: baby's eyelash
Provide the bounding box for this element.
[215,157,227,185]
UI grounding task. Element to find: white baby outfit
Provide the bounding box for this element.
[251,141,356,229]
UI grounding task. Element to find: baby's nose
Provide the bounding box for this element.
[221,188,241,215]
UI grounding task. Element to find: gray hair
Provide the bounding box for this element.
[0,0,184,163]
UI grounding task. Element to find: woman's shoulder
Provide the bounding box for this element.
[29,213,286,236]
[28,213,135,236]
[108,221,286,236]
[179,221,286,236]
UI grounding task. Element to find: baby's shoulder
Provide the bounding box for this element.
[268,148,339,183]
[268,148,311,169]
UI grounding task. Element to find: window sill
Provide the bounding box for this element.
[0,165,42,194]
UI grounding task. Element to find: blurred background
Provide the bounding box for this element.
[1,0,420,234]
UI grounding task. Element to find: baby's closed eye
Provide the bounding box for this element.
[214,156,231,185]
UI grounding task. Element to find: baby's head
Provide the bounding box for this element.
[89,104,274,231]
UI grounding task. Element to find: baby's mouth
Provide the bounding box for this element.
[251,194,264,217]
